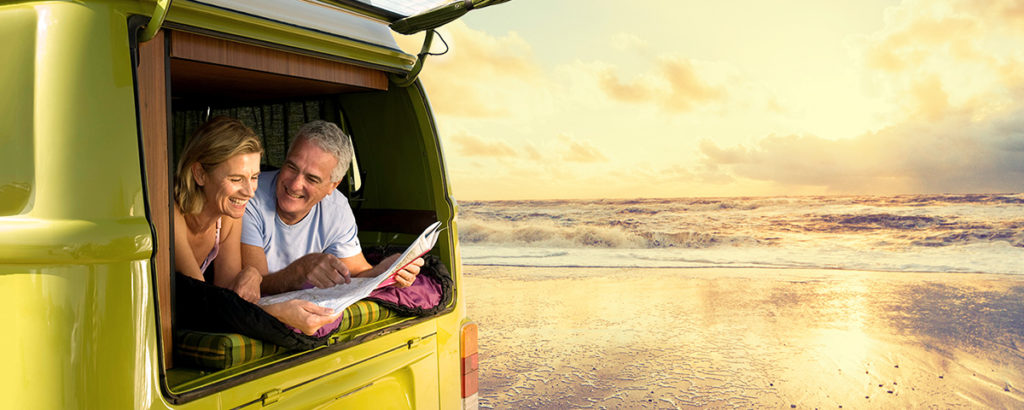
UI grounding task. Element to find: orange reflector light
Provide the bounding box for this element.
[460,322,479,398]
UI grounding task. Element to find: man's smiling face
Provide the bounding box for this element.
[275,137,341,225]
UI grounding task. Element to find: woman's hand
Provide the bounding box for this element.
[261,300,342,335]
[230,266,263,303]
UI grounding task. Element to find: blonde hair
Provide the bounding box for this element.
[174,116,263,215]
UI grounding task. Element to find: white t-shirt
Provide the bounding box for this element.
[241,170,361,273]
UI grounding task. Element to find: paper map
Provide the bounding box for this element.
[257,221,443,313]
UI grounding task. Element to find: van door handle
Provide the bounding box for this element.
[261,388,281,406]
[407,336,425,349]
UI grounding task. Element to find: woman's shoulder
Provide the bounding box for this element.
[172,204,188,229]
[220,215,244,242]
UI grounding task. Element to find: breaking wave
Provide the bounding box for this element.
[458,220,766,249]
[456,193,1024,273]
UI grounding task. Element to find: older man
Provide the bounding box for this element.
[241,120,421,298]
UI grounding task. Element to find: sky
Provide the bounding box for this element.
[397,0,1024,200]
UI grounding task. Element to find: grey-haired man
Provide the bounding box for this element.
[241,121,422,320]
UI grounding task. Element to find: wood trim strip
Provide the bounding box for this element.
[169,31,388,91]
[139,30,174,368]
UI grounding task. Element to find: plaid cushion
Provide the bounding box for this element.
[175,331,285,370]
[175,300,395,370]
[336,299,395,330]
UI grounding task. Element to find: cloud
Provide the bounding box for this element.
[855,0,1024,117]
[862,14,979,72]
[698,108,1024,194]
[684,0,1024,194]
[559,134,609,163]
[451,132,518,158]
[408,22,545,118]
[595,56,729,112]
[523,142,544,161]
[450,131,610,164]
[658,56,727,111]
[597,69,656,102]
[907,74,950,120]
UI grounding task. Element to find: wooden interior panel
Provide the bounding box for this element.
[170,59,367,104]
[169,30,388,92]
[138,30,173,368]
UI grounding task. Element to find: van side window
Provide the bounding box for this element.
[139,28,455,404]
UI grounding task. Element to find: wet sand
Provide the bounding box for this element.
[464,266,1024,408]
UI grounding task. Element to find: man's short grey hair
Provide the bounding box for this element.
[289,120,353,182]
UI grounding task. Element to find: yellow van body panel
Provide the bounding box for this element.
[1,1,469,409]
[0,2,159,408]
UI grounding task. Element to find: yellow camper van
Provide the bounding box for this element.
[0,0,501,408]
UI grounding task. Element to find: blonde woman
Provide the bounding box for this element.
[174,116,340,335]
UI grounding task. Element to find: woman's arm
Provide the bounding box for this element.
[214,217,262,302]
[260,300,342,335]
[173,207,206,282]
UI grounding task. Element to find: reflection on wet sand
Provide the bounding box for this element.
[465,266,1024,408]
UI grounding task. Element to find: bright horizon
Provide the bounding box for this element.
[398,0,1024,201]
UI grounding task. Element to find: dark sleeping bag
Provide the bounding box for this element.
[174,273,331,351]
[367,254,454,316]
[173,255,453,351]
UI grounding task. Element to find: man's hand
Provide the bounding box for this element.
[379,254,424,288]
[231,266,263,303]
[294,253,352,289]
[261,300,342,335]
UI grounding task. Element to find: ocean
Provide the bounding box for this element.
[458,193,1024,275]
[459,194,1024,408]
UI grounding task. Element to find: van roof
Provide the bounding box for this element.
[190,0,410,53]
[335,0,451,20]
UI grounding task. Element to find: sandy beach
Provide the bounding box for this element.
[464,265,1024,408]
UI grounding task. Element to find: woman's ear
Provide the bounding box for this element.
[192,162,206,187]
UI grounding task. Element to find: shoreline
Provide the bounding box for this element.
[464,265,1024,408]
[464,263,1024,278]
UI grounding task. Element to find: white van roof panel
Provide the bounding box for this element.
[193,0,402,50]
[354,0,449,17]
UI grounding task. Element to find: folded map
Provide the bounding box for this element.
[257,221,443,313]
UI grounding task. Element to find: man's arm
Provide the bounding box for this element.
[242,244,351,296]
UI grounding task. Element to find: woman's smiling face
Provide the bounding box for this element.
[198,152,261,219]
